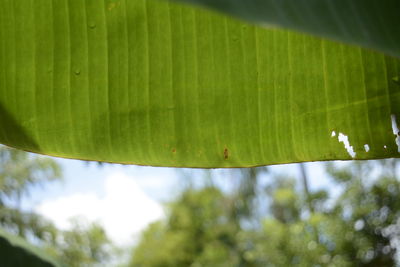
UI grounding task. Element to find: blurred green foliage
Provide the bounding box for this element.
[44,219,112,267]
[130,160,400,267]
[0,146,61,244]
[0,146,112,267]
[2,145,400,266]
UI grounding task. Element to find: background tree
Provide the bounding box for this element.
[130,160,400,267]
[130,168,267,267]
[0,145,61,244]
[0,146,113,266]
[44,219,112,267]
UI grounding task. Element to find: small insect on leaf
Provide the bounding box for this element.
[224,148,229,160]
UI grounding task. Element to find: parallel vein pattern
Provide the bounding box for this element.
[0,0,399,167]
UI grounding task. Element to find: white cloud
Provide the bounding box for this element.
[35,172,164,246]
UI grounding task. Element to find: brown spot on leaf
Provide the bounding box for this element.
[224,148,229,160]
[172,148,176,153]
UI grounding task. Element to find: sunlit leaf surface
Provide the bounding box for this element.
[0,0,399,167]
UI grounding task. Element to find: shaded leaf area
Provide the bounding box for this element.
[131,160,400,266]
[175,0,400,58]
[0,0,399,167]
[0,228,60,267]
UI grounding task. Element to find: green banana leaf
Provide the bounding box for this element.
[176,0,400,58]
[0,228,60,267]
[0,0,399,168]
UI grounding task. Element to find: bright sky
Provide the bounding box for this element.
[28,159,179,246]
[23,157,336,247]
